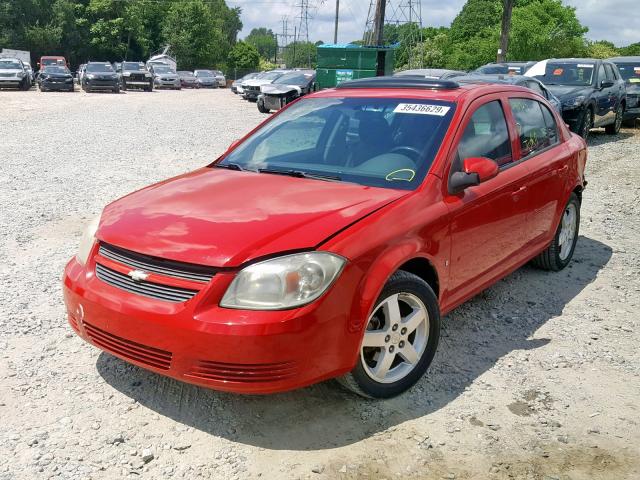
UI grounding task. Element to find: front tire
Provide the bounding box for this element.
[576,107,593,140]
[532,193,580,271]
[257,98,269,113]
[605,103,623,134]
[337,271,441,399]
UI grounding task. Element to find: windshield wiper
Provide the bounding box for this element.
[213,162,246,171]
[258,168,342,182]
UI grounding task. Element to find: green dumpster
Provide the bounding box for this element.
[316,44,395,89]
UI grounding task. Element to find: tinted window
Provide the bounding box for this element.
[540,103,559,144]
[526,80,544,95]
[220,97,455,190]
[604,63,616,81]
[533,62,594,86]
[597,64,606,83]
[615,63,640,84]
[457,101,512,167]
[509,99,553,157]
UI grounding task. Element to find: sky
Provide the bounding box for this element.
[228,0,639,47]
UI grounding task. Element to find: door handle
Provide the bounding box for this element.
[557,165,569,173]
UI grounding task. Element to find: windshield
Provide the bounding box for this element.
[195,70,213,77]
[86,63,114,73]
[533,62,594,86]
[179,71,195,76]
[123,62,145,71]
[0,60,22,69]
[218,97,455,190]
[615,63,640,84]
[274,72,314,86]
[43,66,70,74]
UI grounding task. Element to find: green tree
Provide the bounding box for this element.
[619,42,640,56]
[228,40,259,69]
[283,41,316,68]
[586,40,619,59]
[245,27,276,61]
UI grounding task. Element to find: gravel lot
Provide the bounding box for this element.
[1,88,639,480]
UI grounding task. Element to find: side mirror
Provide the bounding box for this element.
[449,157,499,193]
[600,79,614,89]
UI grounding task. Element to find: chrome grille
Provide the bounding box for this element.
[98,244,215,282]
[95,263,198,303]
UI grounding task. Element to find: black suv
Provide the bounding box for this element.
[530,58,626,139]
[608,56,640,127]
[82,61,120,93]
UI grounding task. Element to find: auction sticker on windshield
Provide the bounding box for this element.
[394,103,451,116]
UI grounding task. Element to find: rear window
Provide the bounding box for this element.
[218,97,456,190]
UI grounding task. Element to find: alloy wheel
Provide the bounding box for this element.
[581,111,592,140]
[361,293,429,384]
[558,203,577,260]
[615,105,623,132]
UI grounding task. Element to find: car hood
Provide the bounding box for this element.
[261,84,302,95]
[244,78,276,87]
[546,84,592,100]
[98,168,407,267]
[156,73,178,79]
[0,68,22,74]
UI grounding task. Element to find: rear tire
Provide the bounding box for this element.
[605,103,623,134]
[532,193,580,271]
[336,271,440,399]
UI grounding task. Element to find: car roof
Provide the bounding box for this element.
[311,76,533,103]
[547,58,602,64]
[608,56,640,62]
[456,74,534,85]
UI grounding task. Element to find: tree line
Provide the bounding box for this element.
[0,0,242,70]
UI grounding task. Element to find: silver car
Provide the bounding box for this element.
[211,70,226,87]
[0,57,31,90]
[194,70,217,88]
[150,64,181,90]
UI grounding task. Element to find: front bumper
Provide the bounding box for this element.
[85,79,118,90]
[42,79,74,90]
[243,89,260,100]
[623,94,639,120]
[264,95,287,111]
[0,77,23,87]
[62,255,361,394]
[155,78,180,88]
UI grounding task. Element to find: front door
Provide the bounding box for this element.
[444,97,531,308]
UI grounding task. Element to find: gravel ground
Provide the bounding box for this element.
[1,88,639,480]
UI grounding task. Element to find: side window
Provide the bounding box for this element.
[597,64,606,83]
[509,98,552,157]
[604,63,616,80]
[456,100,512,167]
[540,103,559,145]
[526,80,544,96]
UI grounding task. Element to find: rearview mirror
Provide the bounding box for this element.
[600,79,614,89]
[449,157,499,193]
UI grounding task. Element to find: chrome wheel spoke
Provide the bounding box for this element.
[382,294,402,325]
[373,350,395,378]
[362,331,388,348]
[399,343,419,365]
[403,308,426,335]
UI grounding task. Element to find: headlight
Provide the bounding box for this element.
[16,71,25,77]
[563,95,585,108]
[75,215,100,265]
[123,72,131,77]
[220,252,346,310]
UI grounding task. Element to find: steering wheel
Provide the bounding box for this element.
[390,146,421,162]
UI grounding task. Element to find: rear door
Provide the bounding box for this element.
[444,95,532,306]
[507,96,569,246]
[594,63,613,126]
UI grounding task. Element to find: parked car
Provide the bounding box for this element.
[0,57,31,90]
[37,64,74,92]
[22,61,34,84]
[257,70,317,113]
[211,70,226,87]
[178,71,200,88]
[608,56,640,126]
[231,72,258,94]
[120,61,153,91]
[526,58,626,139]
[456,74,562,112]
[149,63,181,90]
[473,61,537,75]
[394,68,466,79]
[63,76,587,399]
[193,69,217,88]
[81,62,119,93]
[241,70,289,101]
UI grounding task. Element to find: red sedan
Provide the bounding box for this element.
[63,77,587,398]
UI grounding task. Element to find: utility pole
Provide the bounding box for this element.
[497,0,513,63]
[372,0,387,46]
[333,0,340,44]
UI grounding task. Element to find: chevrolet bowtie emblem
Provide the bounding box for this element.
[128,270,149,282]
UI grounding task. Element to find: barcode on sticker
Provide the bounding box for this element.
[394,104,450,116]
